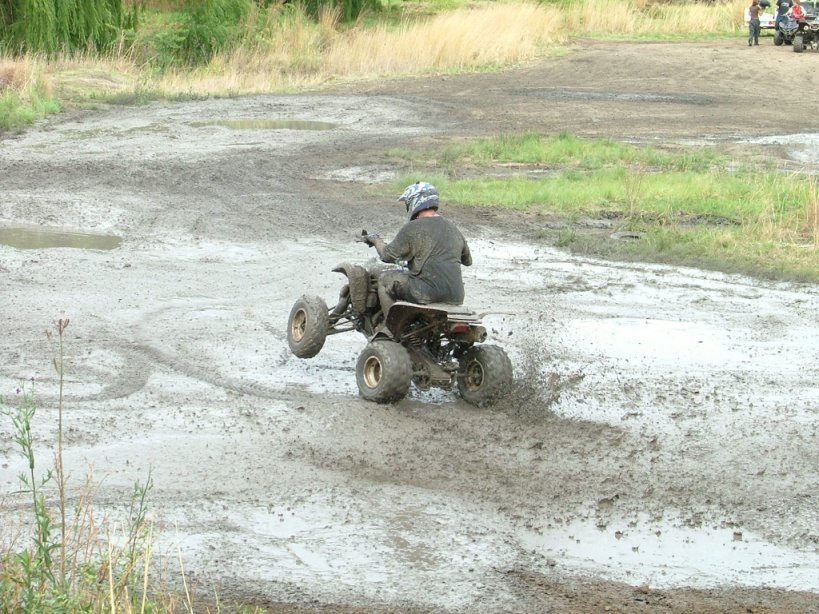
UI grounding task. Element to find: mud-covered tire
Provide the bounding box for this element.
[356,341,412,403]
[457,345,513,407]
[287,296,329,358]
[774,31,784,45]
[793,35,804,52]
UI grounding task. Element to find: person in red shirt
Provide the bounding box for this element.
[790,0,806,20]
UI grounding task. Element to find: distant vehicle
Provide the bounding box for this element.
[799,0,819,18]
[793,17,819,51]
[775,15,800,44]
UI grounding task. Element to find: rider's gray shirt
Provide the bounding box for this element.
[382,215,472,304]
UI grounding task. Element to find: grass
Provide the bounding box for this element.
[390,133,819,282]
[0,57,60,131]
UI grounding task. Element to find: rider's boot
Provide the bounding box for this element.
[330,284,350,319]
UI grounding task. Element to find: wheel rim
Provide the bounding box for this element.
[291,308,306,342]
[362,355,383,389]
[462,358,485,391]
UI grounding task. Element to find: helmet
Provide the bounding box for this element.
[398,182,439,221]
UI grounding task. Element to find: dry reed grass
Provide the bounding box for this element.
[156,2,566,95]
[566,0,739,35]
[0,56,40,93]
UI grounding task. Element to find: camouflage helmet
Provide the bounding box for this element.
[398,182,439,221]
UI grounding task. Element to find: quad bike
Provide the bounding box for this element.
[793,17,819,51]
[286,249,513,406]
[774,15,799,44]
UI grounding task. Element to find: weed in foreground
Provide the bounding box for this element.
[0,320,163,612]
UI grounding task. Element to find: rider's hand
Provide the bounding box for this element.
[355,229,380,246]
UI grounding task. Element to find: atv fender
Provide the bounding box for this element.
[385,301,448,336]
[332,263,370,314]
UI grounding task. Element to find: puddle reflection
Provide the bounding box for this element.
[0,227,122,250]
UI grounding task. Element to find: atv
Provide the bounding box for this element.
[286,256,513,406]
[774,15,799,44]
[793,17,819,51]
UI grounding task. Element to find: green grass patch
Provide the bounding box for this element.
[0,84,60,131]
[389,132,726,172]
[391,134,819,282]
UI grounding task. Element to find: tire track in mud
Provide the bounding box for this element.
[127,338,298,402]
[122,302,325,404]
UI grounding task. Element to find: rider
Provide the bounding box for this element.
[776,0,791,29]
[790,0,806,20]
[361,182,472,314]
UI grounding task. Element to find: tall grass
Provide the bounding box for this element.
[325,3,565,75]
[565,0,741,36]
[0,55,59,130]
[155,2,566,95]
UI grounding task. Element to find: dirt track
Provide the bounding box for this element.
[1,40,819,612]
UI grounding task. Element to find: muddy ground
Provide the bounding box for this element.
[1,40,818,612]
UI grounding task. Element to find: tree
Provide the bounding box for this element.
[0,0,140,55]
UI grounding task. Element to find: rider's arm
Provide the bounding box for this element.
[370,237,391,261]
[374,225,413,264]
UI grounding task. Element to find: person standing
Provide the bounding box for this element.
[748,0,763,45]
[776,0,791,30]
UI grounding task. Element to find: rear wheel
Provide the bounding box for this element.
[457,345,513,407]
[794,35,804,52]
[356,341,412,403]
[287,296,328,358]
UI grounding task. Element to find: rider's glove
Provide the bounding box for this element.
[355,229,380,247]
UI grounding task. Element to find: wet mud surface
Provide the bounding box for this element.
[1,41,819,612]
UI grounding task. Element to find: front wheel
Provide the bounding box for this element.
[356,341,412,403]
[457,345,513,407]
[287,296,329,358]
[793,35,804,52]
[774,30,784,45]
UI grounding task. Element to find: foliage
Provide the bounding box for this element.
[143,0,382,69]
[0,76,59,131]
[297,0,383,22]
[0,0,142,56]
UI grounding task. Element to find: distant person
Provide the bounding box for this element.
[790,0,806,20]
[776,0,791,30]
[748,0,763,45]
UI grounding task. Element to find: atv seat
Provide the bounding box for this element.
[390,300,477,318]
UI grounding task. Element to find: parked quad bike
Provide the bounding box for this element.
[774,15,799,44]
[793,18,819,51]
[286,259,513,406]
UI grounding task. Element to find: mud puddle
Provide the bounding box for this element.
[747,133,819,164]
[189,119,339,131]
[520,514,819,591]
[0,226,122,250]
